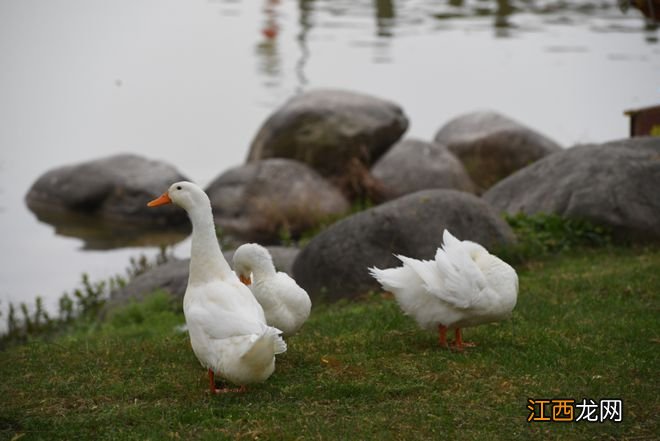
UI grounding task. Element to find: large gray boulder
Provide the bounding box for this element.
[246,89,408,199]
[25,154,189,227]
[483,137,660,242]
[371,138,476,198]
[107,246,300,309]
[434,111,562,193]
[293,189,516,301]
[205,159,349,243]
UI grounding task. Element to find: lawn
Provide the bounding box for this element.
[1,246,658,440]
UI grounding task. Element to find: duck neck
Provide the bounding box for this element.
[187,203,232,284]
[252,256,277,281]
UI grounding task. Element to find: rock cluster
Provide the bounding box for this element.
[27,90,659,307]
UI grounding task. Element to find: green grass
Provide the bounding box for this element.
[1,247,659,440]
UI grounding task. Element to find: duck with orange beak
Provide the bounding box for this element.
[147,181,286,394]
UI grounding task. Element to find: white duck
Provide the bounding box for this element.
[369,229,518,350]
[233,243,311,337]
[147,181,286,393]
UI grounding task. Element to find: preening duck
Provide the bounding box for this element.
[148,181,286,393]
[233,243,311,337]
[369,230,518,350]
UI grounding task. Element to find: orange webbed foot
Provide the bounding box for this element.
[212,385,247,394]
[208,369,247,394]
[450,328,477,351]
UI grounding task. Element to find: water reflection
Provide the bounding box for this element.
[296,0,314,91]
[619,0,660,25]
[256,0,282,88]
[214,0,242,16]
[493,0,514,37]
[375,0,395,37]
[252,0,656,96]
[30,209,189,251]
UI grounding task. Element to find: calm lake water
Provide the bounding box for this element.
[1,0,659,326]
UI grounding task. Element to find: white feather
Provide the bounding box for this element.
[233,243,312,337]
[370,229,518,333]
[151,181,286,387]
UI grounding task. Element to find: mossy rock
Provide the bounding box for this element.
[484,137,660,243]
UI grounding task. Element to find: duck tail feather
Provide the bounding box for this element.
[267,326,287,355]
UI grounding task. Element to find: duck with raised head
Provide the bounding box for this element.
[233,243,311,337]
[147,181,286,393]
[369,230,518,350]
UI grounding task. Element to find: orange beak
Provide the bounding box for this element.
[147,192,172,207]
[239,274,252,286]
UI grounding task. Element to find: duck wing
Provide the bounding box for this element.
[185,282,273,341]
[393,255,442,292]
[186,302,269,341]
[429,230,488,309]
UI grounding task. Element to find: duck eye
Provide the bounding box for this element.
[176,186,182,190]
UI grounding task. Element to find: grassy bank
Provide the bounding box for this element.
[1,246,658,440]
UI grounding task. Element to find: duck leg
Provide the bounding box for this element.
[214,385,247,394]
[208,368,215,393]
[208,369,247,394]
[452,328,477,351]
[438,324,448,347]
